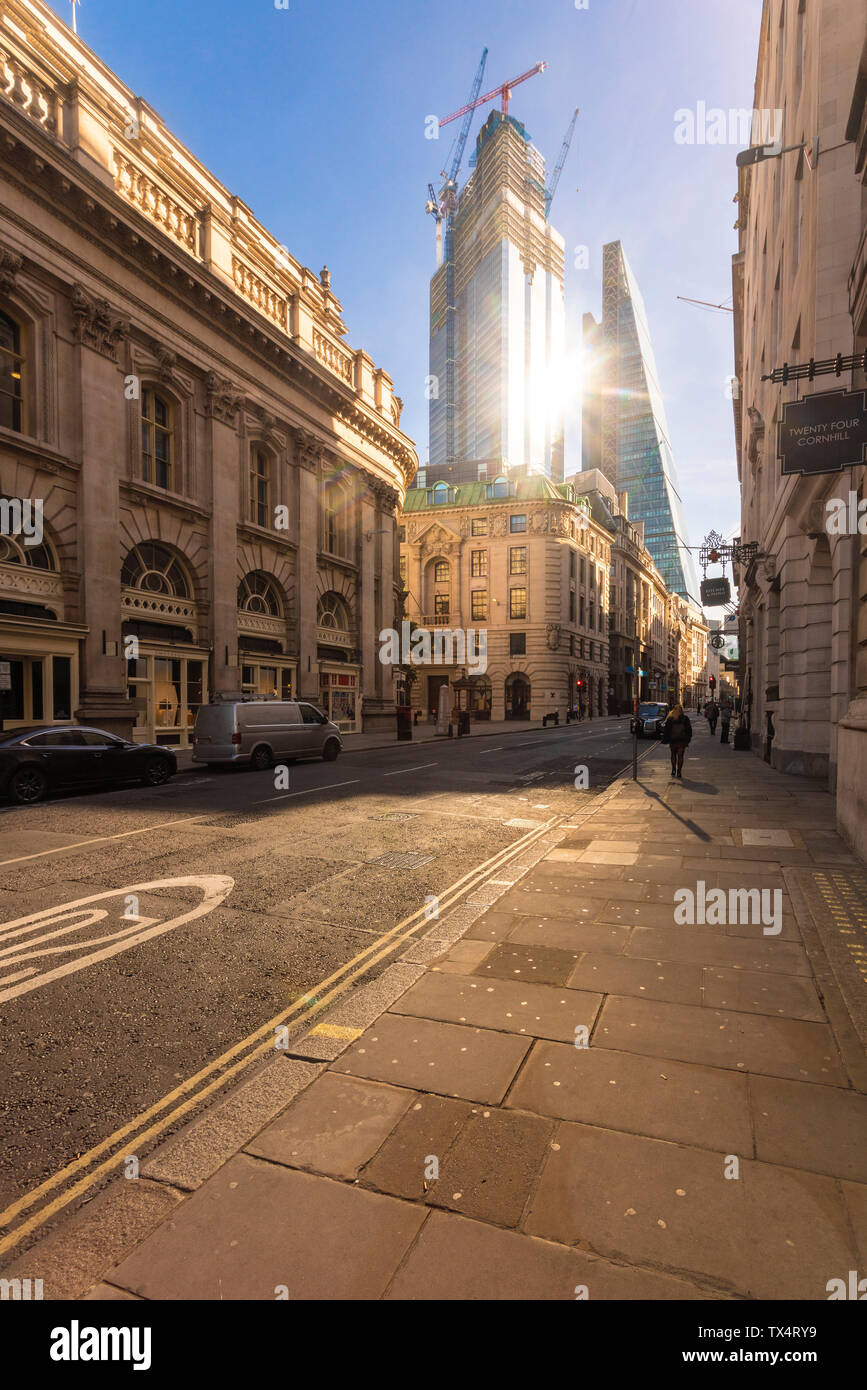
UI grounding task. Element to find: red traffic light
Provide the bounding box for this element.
[709,676,716,688]
[576,679,583,688]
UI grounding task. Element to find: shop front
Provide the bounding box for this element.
[125,632,208,748]
[318,663,360,732]
[0,613,85,730]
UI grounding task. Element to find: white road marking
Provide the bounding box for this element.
[256,779,361,804]
[0,816,209,867]
[383,763,439,777]
[0,876,235,1004]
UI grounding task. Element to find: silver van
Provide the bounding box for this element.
[192,701,342,769]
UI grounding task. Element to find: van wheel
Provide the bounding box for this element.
[322,739,340,762]
[250,745,272,772]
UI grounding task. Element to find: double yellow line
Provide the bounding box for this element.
[0,813,562,1259]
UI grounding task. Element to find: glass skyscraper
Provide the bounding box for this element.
[583,241,699,602]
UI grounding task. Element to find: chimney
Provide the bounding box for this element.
[617,490,629,518]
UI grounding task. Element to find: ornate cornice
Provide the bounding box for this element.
[70,282,129,361]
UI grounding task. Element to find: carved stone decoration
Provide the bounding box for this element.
[259,408,277,441]
[204,370,243,425]
[156,346,177,382]
[369,477,400,516]
[71,284,130,362]
[291,426,322,471]
[320,265,331,290]
[546,623,561,651]
[0,246,23,294]
[489,512,508,538]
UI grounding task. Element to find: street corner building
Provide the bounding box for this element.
[731,0,867,856]
[0,0,417,746]
[398,471,611,723]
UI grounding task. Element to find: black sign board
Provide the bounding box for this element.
[778,387,867,476]
[701,577,731,607]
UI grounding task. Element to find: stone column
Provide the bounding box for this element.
[72,285,134,736]
[204,374,244,701]
[294,445,320,702]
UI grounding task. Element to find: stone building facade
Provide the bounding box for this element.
[733,0,865,809]
[0,0,415,745]
[399,472,611,723]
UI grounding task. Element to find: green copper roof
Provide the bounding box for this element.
[402,475,574,511]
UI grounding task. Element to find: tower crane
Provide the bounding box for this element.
[545,107,579,217]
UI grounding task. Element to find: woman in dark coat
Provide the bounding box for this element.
[662,702,693,779]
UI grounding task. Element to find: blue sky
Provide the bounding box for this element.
[49,0,763,554]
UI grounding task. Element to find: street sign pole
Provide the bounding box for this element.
[633,633,639,781]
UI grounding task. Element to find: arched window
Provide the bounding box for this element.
[121,542,191,598]
[427,482,453,504]
[141,388,174,489]
[0,310,23,432]
[317,592,351,632]
[487,475,509,499]
[238,572,282,616]
[249,447,271,528]
[0,501,55,571]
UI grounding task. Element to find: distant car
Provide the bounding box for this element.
[192,700,343,769]
[630,702,670,739]
[0,726,176,804]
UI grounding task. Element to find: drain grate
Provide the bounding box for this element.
[369,851,435,870]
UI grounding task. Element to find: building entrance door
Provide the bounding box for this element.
[126,648,206,747]
[505,674,531,720]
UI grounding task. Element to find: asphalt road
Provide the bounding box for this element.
[0,716,644,1237]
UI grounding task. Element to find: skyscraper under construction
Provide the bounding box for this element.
[427,111,566,483]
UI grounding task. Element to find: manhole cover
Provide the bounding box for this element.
[369,851,435,869]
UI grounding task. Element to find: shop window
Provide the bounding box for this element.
[0,310,23,433]
[141,389,174,490]
[52,656,71,720]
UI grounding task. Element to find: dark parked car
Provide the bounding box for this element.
[0,726,176,804]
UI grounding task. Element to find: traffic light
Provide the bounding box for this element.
[576,679,583,689]
[709,675,716,690]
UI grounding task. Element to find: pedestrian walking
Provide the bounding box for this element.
[705,698,718,735]
[720,700,732,744]
[661,702,692,779]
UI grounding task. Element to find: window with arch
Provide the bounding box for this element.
[317,592,351,632]
[141,388,174,489]
[427,482,453,504]
[238,572,282,617]
[0,310,24,433]
[121,542,191,598]
[249,447,271,528]
[487,476,509,499]
[0,507,55,572]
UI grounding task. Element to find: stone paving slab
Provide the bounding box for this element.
[331,1013,531,1103]
[107,1156,426,1300]
[424,1107,554,1227]
[506,919,632,954]
[596,995,846,1084]
[568,952,703,1005]
[245,1073,412,1179]
[505,1040,753,1153]
[382,1208,715,1300]
[523,1121,859,1300]
[389,970,603,1043]
[750,1075,867,1183]
[359,1093,471,1200]
[472,941,581,986]
[702,965,825,1021]
[625,925,811,975]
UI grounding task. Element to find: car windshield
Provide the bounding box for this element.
[639,705,661,718]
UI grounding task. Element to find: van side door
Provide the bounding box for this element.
[297,703,328,757]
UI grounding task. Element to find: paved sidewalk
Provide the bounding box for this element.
[13,728,867,1300]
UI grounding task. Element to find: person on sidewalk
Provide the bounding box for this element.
[705,698,719,735]
[720,700,732,744]
[661,702,692,778]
